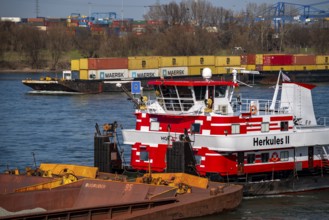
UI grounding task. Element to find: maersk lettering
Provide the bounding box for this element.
[136,72,155,78]
[105,73,124,78]
[253,136,289,146]
[167,70,185,76]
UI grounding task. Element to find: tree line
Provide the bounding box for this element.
[1,0,329,71]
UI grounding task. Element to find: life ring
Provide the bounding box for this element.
[270,152,280,162]
[250,105,257,115]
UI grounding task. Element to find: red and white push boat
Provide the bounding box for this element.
[122,68,329,195]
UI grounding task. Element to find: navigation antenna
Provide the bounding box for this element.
[226,67,260,102]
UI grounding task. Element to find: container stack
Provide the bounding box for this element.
[188,56,215,76]
[71,54,329,80]
[159,56,189,78]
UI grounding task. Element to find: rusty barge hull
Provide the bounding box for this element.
[0,174,243,220]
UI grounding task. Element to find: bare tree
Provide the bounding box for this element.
[19,26,46,69]
[47,25,71,70]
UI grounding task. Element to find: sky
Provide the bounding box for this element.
[0,0,326,20]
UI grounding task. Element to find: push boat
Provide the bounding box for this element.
[21,70,154,94]
[0,163,242,219]
[121,67,329,196]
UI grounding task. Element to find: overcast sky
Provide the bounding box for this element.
[0,0,325,20]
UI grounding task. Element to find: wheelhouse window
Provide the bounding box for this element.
[247,154,255,164]
[280,151,289,161]
[214,86,226,98]
[261,122,269,133]
[232,124,240,134]
[280,121,289,131]
[194,86,207,101]
[261,153,269,162]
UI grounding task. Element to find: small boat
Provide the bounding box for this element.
[120,67,329,196]
[0,163,243,219]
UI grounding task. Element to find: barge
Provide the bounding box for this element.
[0,164,242,219]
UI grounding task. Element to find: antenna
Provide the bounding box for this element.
[35,0,39,17]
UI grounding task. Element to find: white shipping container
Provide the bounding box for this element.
[129,69,159,78]
[160,67,188,77]
[1,17,21,23]
[88,69,129,79]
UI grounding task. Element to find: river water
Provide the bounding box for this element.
[1,72,329,219]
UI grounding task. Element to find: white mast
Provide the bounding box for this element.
[270,70,282,111]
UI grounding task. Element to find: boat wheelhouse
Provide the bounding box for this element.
[122,68,329,195]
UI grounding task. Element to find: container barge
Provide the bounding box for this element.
[22,54,329,94]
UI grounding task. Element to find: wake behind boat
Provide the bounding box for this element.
[121,67,329,196]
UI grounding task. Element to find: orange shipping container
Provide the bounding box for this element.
[240,54,256,65]
[293,55,316,65]
[88,58,128,70]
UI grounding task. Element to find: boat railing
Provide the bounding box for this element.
[232,98,289,115]
[317,117,329,127]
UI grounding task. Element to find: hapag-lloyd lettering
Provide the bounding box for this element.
[253,136,290,146]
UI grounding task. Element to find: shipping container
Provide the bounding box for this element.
[188,66,216,76]
[129,69,159,78]
[159,67,188,77]
[79,70,88,80]
[263,55,293,66]
[262,65,295,71]
[240,55,256,65]
[88,58,128,70]
[71,59,80,71]
[215,67,231,74]
[215,56,241,66]
[255,54,263,65]
[240,65,256,71]
[159,56,188,67]
[128,56,159,69]
[88,69,129,79]
[293,55,316,65]
[188,56,215,66]
[317,65,329,70]
[294,65,317,71]
[80,58,88,70]
[316,55,329,65]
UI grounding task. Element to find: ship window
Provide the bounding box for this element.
[280,121,288,131]
[247,154,255,164]
[191,123,201,133]
[200,57,204,64]
[215,86,226,98]
[194,86,207,101]
[140,150,149,161]
[280,151,289,161]
[142,60,146,68]
[261,153,269,162]
[232,124,240,134]
[161,86,177,98]
[195,155,202,165]
[172,58,176,65]
[177,86,193,98]
[261,122,269,133]
[150,121,160,131]
[226,57,230,64]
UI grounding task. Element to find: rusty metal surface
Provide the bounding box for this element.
[0,176,243,220]
[0,174,54,194]
[0,179,176,213]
